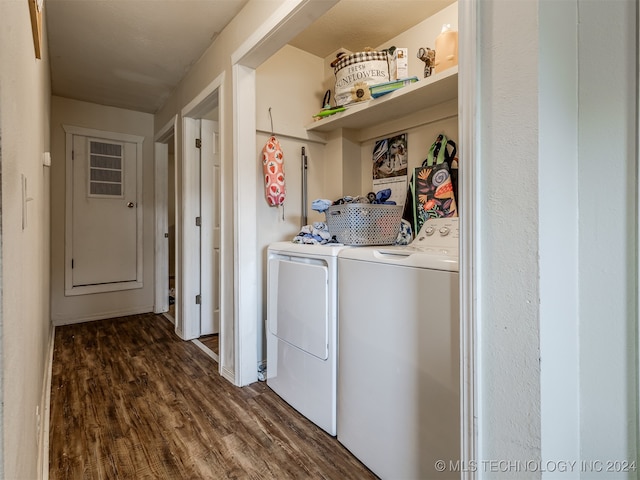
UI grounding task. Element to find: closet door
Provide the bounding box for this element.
[72,135,138,286]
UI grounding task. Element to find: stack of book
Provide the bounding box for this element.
[369,77,418,98]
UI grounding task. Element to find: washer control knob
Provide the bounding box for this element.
[424,226,435,236]
[439,226,450,236]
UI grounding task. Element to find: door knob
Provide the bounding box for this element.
[127,202,135,208]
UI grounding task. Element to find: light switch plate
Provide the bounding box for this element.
[22,174,34,230]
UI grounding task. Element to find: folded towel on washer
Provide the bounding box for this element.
[292,222,335,244]
[313,221,330,234]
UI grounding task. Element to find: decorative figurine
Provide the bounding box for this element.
[417,47,436,78]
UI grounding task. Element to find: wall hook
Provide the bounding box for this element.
[269,107,274,136]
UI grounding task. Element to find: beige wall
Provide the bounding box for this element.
[254,44,327,359]
[0,1,52,478]
[255,44,328,240]
[359,3,458,195]
[50,96,155,324]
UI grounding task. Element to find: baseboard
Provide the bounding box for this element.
[220,364,235,385]
[38,323,55,480]
[51,305,155,326]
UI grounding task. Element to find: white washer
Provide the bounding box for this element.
[266,242,347,436]
[337,218,460,479]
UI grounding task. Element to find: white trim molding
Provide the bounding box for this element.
[232,62,259,386]
[230,0,338,387]
[458,0,479,476]
[179,73,225,347]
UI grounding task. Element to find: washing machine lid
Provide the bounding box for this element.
[268,241,348,257]
[338,218,459,271]
[339,246,458,271]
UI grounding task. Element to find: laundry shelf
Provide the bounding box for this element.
[305,66,458,133]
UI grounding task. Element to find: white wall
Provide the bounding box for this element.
[0,1,52,478]
[577,0,638,472]
[255,44,328,235]
[539,0,580,475]
[477,0,542,475]
[50,96,155,324]
[255,44,331,361]
[377,2,459,80]
[478,0,638,476]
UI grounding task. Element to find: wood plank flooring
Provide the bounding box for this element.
[199,334,219,356]
[49,313,376,480]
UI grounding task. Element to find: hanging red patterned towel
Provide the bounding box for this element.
[262,135,286,206]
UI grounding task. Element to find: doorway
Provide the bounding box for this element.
[179,75,225,371]
[65,125,144,296]
[154,117,177,321]
[185,116,221,361]
[155,85,223,366]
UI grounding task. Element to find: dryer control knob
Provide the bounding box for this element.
[439,226,450,236]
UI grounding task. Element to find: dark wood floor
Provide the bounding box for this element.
[49,313,376,480]
[200,334,219,355]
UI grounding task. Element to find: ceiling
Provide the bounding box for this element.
[289,0,454,59]
[46,0,250,114]
[46,0,454,114]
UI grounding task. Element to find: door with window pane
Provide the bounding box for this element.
[71,135,138,287]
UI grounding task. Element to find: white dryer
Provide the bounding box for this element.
[337,218,460,479]
[266,242,347,436]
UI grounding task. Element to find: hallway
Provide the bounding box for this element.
[49,314,375,479]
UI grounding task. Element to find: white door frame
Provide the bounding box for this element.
[230,0,479,472]
[180,73,228,376]
[63,124,144,296]
[180,115,202,340]
[230,0,340,388]
[154,115,177,316]
[198,118,219,337]
[458,0,479,475]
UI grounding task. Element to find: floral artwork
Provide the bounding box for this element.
[413,162,457,232]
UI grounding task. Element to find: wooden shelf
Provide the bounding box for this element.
[305,66,458,133]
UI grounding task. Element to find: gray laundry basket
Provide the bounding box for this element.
[326,204,403,246]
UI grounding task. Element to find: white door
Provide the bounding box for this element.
[154,141,170,313]
[212,128,221,334]
[71,134,139,287]
[199,119,220,335]
[181,118,202,339]
[181,117,220,339]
